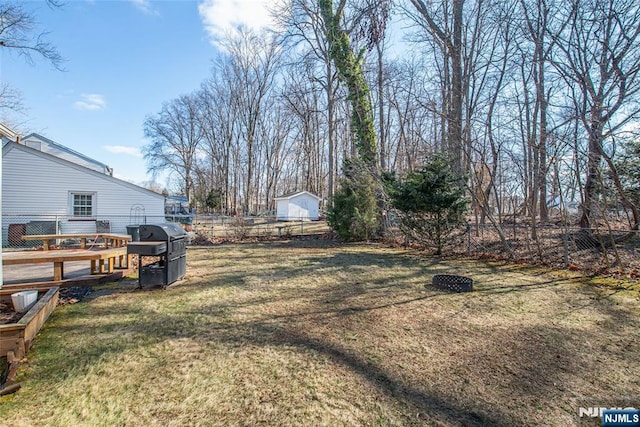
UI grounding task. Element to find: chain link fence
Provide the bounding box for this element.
[188,214,331,240]
[5,213,638,274]
[449,223,640,274]
[189,215,639,275]
[2,213,330,249]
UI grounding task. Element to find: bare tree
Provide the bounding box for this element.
[0,1,63,67]
[198,69,240,214]
[221,30,282,214]
[0,1,64,112]
[518,0,554,222]
[549,0,640,230]
[384,57,435,172]
[143,94,203,205]
[259,99,296,211]
[406,0,465,175]
[277,0,341,203]
[0,83,22,113]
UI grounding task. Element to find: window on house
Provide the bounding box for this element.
[70,193,95,217]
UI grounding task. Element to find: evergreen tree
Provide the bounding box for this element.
[389,155,469,254]
[327,159,379,241]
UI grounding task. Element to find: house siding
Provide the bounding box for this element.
[2,143,165,243]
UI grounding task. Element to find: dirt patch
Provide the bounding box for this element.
[57,287,93,305]
[0,301,22,324]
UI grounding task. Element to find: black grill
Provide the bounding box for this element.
[127,223,188,288]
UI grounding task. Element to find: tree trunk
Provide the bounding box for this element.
[449,0,464,175]
[580,110,603,229]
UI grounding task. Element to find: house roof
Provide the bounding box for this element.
[2,141,164,200]
[22,133,113,176]
[274,190,321,201]
[0,123,18,141]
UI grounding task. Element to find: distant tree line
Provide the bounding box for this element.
[141,0,640,243]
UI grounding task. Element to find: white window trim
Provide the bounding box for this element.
[69,191,97,218]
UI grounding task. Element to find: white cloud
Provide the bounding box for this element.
[129,0,158,15]
[198,0,274,44]
[74,93,106,111]
[104,145,143,158]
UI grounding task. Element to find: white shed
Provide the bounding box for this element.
[274,191,321,221]
[2,137,166,244]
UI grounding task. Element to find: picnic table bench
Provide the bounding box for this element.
[21,233,131,251]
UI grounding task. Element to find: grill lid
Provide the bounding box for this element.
[139,223,187,241]
[127,241,168,256]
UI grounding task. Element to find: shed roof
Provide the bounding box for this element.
[274,190,321,201]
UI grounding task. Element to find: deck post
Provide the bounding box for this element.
[53,262,64,281]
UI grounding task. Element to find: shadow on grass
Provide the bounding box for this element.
[248,322,509,426]
[30,292,550,425]
[40,304,508,425]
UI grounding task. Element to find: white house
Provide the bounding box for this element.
[274,191,321,221]
[2,135,166,245]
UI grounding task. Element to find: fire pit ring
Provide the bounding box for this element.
[431,274,473,293]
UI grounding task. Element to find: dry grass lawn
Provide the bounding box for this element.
[1,240,639,426]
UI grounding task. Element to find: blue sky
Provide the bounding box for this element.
[2,0,272,187]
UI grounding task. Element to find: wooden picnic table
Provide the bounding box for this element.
[21,233,131,251]
[2,247,130,282]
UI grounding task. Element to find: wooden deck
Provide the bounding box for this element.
[2,247,130,282]
[1,269,133,290]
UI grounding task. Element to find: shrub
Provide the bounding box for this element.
[230,216,250,240]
